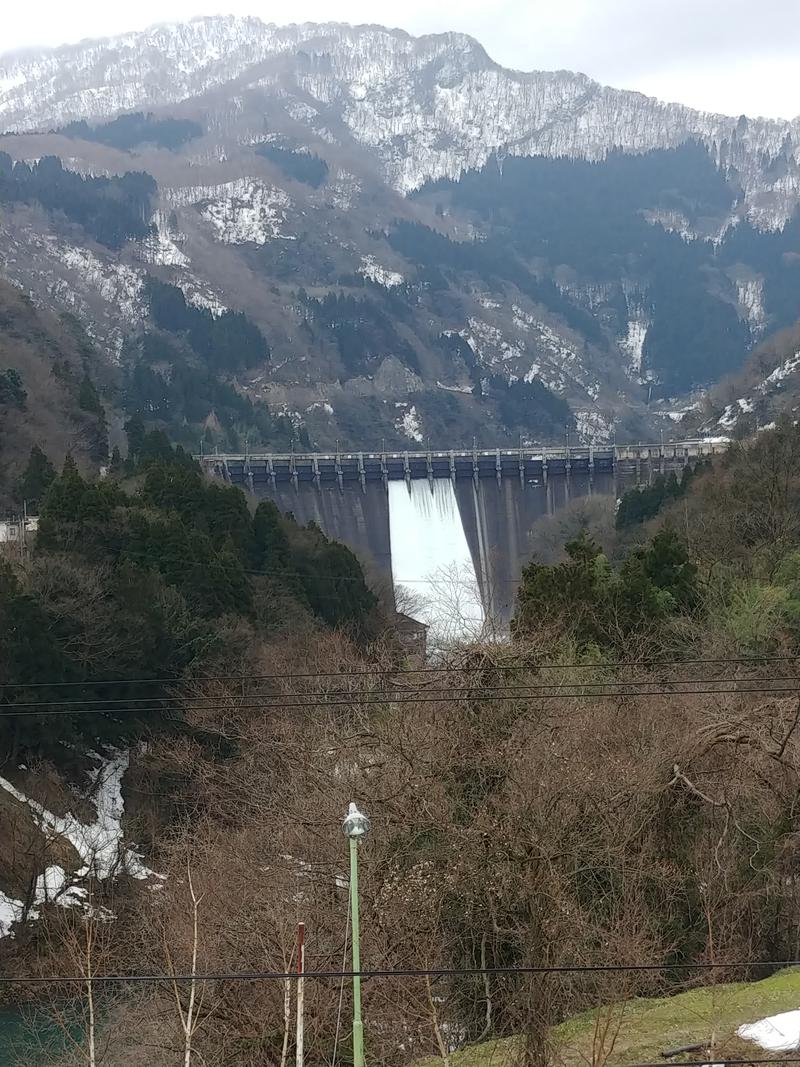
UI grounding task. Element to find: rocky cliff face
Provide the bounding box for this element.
[1,18,799,451]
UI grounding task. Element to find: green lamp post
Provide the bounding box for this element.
[343,802,370,1067]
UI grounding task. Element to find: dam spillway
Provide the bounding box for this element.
[200,441,728,643]
[387,478,485,644]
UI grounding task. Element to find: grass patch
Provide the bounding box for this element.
[422,969,800,1067]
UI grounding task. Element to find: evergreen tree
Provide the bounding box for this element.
[252,500,292,573]
[78,375,103,415]
[109,445,123,474]
[0,368,26,408]
[78,375,109,462]
[17,446,56,509]
[124,415,146,464]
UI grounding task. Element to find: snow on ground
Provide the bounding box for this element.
[644,207,697,242]
[166,179,292,245]
[0,749,158,937]
[574,410,613,443]
[620,319,649,375]
[359,255,403,288]
[739,1009,800,1051]
[53,244,145,325]
[175,279,228,317]
[199,180,293,245]
[325,172,361,210]
[717,351,800,428]
[138,213,190,267]
[737,278,766,331]
[395,403,423,442]
[762,351,800,388]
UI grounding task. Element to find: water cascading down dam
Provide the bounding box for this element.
[200,441,727,645]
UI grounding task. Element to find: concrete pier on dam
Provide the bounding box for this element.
[200,440,727,642]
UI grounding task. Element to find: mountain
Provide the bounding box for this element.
[0,279,111,505]
[686,320,800,436]
[1,17,800,451]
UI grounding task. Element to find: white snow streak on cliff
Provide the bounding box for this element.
[621,320,649,375]
[388,479,485,647]
[0,750,158,937]
[737,278,766,331]
[0,751,152,881]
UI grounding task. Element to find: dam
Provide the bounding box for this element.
[200,440,727,644]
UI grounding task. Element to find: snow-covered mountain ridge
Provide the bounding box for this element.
[2,17,800,453]
[1,16,799,224]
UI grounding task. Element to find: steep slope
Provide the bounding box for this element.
[1,19,798,223]
[0,279,110,505]
[691,319,800,435]
[0,19,799,448]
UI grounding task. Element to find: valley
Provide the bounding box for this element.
[3,12,800,1067]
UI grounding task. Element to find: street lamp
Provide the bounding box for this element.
[343,802,370,1067]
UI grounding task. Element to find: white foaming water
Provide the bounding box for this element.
[387,479,485,647]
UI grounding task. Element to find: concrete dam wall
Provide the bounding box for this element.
[205,442,728,645]
[255,470,613,644]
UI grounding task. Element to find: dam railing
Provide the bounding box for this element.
[197,438,729,490]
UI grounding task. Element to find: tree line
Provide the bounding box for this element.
[0,427,379,757]
[0,153,156,249]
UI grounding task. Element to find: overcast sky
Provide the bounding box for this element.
[4,0,800,120]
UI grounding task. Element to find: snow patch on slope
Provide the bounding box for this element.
[195,179,293,245]
[175,279,228,317]
[739,1010,800,1051]
[737,278,766,331]
[138,213,190,267]
[0,750,158,937]
[717,350,800,428]
[360,255,403,288]
[395,403,423,442]
[0,750,152,882]
[620,319,649,375]
[574,410,613,443]
[52,245,144,324]
[762,351,800,387]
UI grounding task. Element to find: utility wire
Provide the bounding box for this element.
[3,959,799,985]
[7,673,800,710]
[4,674,800,712]
[1,684,800,718]
[3,656,800,690]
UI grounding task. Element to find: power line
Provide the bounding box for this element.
[2,959,798,985]
[1,683,799,719]
[5,674,800,711]
[3,656,800,690]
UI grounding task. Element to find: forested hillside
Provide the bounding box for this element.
[415,144,768,393]
[3,20,800,448]
[1,428,380,753]
[0,280,110,507]
[2,424,800,1064]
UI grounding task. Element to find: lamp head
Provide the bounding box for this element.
[343,802,371,839]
